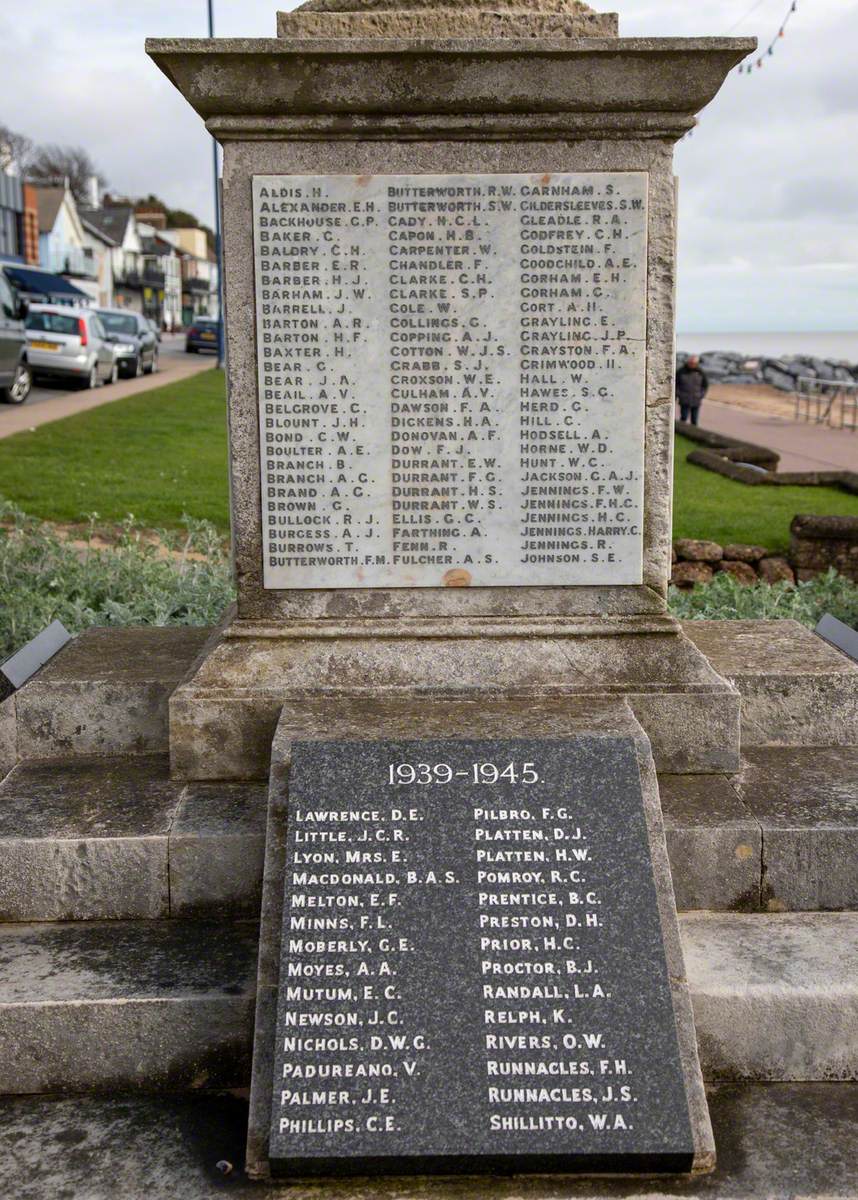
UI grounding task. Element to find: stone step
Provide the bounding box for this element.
[682,912,858,1082]
[2,1083,857,1198]
[0,920,258,1094]
[0,755,266,921]
[0,914,854,1095]
[662,747,858,913]
[682,619,858,748]
[8,626,214,763]
[2,750,855,923]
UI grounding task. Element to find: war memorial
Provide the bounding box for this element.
[0,2,856,1196]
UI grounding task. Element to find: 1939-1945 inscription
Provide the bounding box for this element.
[252,173,648,590]
[269,739,694,1178]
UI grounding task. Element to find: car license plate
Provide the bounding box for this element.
[31,340,60,351]
[201,332,215,340]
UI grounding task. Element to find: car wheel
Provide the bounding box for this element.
[187,344,197,354]
[134,356,143,378]
[82,363,99,390]
[1,361,33,405]
[109,362,119,385]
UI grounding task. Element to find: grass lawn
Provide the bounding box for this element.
[0,369,230,530]
[1,375,856,551]
[673,433,858,552]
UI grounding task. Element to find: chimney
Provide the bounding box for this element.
[87,175,101,209]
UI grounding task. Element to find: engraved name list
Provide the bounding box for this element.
[253,173,648,590]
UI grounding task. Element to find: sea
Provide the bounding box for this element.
[676,332,858,364]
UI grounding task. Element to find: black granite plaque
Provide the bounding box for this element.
[269,738,694,1178]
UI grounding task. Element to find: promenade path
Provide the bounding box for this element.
[695,396,857,474]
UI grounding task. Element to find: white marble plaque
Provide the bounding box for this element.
[253,173,648,590]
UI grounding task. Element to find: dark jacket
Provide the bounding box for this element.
[675,364,709,409]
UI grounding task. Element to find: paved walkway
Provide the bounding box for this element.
[0,351,216,441]
[697,399,858,473]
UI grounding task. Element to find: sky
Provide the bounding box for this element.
[1,0,856,333]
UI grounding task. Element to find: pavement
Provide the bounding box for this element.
[697,397,858,473]
[0,334,219,440]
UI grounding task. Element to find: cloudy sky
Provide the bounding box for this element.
[1,0,856,332]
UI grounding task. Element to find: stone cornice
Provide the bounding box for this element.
[147,37,755,144]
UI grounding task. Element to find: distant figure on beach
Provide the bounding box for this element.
[676,355,709,426]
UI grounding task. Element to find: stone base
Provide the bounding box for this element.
[169,623,740,780]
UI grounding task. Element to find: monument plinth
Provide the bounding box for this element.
[147,16,752,1173]
[148,3,752,783]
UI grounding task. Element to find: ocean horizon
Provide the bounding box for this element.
[676,331,858,362]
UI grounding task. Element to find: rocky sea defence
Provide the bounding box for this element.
[677,351,858,392]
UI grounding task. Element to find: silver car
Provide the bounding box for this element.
[25,304,117,389]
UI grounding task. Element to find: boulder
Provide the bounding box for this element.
[723,543,768,563]
[758,557,796,586]
[671,562,715,589]
[674,538,723,562]
[762,366,797,393]
[717,560,759,586]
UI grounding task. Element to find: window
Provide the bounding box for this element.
[0,271,15,319]
[26,311,80,335]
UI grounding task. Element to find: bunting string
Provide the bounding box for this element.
[737,0,799,74]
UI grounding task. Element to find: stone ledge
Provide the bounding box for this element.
[170,629,739,779]
[681,912,858,1081]
[3,1083,857,1199]
[13,627,212,762]
[0,755,266,923]
[0,920,258,1094]
[683,619,858,747]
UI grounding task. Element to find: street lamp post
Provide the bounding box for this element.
[208,0,225,369]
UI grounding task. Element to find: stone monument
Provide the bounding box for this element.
[147,0,754,1181]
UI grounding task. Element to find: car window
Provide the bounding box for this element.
[27,312,80,335]
[0,272,15,320]
[98,312,138,336]
[91,316,106,338]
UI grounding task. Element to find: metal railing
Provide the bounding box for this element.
[794,377,858,433]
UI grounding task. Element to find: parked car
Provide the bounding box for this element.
[147,318,163,343]
[0,267,32,404]
[25,304,116,389]
[96,308,159,378]
[186,318,219,354]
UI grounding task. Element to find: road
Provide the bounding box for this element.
[25,334,190,409]
[0,334,218,440]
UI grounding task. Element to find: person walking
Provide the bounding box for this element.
[675,355,709,426]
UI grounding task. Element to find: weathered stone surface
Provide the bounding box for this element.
[671,562,715,588]
[4,1083,858,1200]
[674,540,724,563]
[717,561,758,586]
[0,696,14,782]
[790,514,858,583]
[0,755,181,921]
[0,920,257,1093]
[722,544,768,564]
[681,912,858,1081]
[171,629,740,779]
[757,556,795,585]
[735,747,858,912]
[15,627,212,760]
[683,619,858,747]
[170,782,267,917]
[277,0,620,39]
[659,775,760,912]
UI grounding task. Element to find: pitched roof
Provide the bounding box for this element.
[79,206,133,244]
[80,216,118,247]
[34,186,65,234]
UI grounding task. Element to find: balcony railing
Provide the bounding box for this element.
[43,247,97,280]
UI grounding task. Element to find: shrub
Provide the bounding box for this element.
[0,501,235,660]
[669,568,858,629]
